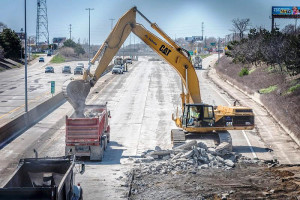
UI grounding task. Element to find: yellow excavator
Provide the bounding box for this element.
[63,7,254,145]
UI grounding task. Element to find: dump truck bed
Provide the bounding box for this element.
[0,156,75,200]
[66,105,108,146]
[65,104,110,160]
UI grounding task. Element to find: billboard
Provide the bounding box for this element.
[53,37,66,44]
[272,6,300,16]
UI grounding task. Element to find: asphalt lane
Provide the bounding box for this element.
[0,56,89,126]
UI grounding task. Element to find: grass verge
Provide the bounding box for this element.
[50,54,65,63]
[259,85,277,94]
[285,83,300,95]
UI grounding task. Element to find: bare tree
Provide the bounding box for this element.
[231,18,251,39]
[0,22,7,32]
[282,24,300,35]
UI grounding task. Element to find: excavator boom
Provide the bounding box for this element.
[63,7,201,115]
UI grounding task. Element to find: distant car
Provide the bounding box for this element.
[77,63,84,68]
[112,65,123,74]
[74,66,83,75]
[62,66,71,73]
[45,66,54,73]
[47,52,52,56]
[126,58,132,64]
[39,57,45,62]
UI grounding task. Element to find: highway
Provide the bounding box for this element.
[0,55,299,199]
[0,55,89,126]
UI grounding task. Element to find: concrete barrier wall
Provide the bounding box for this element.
[0,92,66,148]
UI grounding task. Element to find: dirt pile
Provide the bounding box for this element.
[125,140,300,200]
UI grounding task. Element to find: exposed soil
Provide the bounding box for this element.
[215,56,300,140]
[128,164,300,200]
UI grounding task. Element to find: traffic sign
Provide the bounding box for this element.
[210,42,216,46]
[51,81,55,94]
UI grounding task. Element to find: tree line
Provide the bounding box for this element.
[226,26,300,76]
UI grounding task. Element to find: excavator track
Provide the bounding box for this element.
[171,129,186,146]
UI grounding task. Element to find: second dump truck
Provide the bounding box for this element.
[0,156,83,200]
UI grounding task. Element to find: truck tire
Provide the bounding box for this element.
[105,137,108,150]
[90,145,103,161]
[107,133,110,143]
[102,136,108,151]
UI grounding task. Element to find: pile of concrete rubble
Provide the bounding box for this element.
[133,141,263,174]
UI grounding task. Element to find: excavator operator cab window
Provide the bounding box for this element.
[183,105,215,127]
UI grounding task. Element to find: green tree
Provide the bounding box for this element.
[74,44,85,55]
[63,39,85,55]
[0,28,22,60]
[63,39,77,48]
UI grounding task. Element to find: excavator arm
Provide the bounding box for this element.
[89,7,201,104]
[64,7,201,116]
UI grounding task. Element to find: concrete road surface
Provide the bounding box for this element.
[0,56,89,126]
[0,56,299,199]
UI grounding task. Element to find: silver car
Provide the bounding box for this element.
[112,65,124,74]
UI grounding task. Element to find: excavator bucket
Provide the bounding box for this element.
[62,80,91,117]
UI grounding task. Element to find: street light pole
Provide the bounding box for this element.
[109,18,115,30]
[86,8,94,68]
[24,0,28,112]
[218,37,220,64]
[20,28,23,62]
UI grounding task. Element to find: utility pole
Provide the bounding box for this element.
[69,24,72,39]
[24,0,28,112]
[36,0,49,47]
[129,33,131,58]
[201,22,204,40]
[133,36,135,59]
[20,28,23,62]
[217,37,220,64]
[109,18,115,30]
[122,44,124,59]
[86,8,94,68]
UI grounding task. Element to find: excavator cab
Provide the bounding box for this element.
[182,104,215,128]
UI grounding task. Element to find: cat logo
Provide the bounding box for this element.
[159,45,171,56]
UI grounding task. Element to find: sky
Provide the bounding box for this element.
[0,0,298,45]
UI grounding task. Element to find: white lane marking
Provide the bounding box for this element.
[242,130,257,158]
[200,59,258,158]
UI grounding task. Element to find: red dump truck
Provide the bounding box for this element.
[65,104,110,161]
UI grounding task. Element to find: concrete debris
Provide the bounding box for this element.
[197,142,208,150]
[183,150,194,158]
[215,142,232,156]
[154,146,162,151]
[133,140,263,175]
[174,140,197,150]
